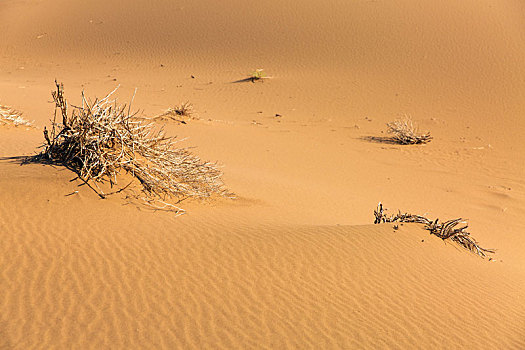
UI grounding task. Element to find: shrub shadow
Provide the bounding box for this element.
[0,155,27,164]
[360,136,400,145]
[230,77,258,84]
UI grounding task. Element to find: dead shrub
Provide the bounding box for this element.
[386,116,432,144]
[32,81,228,212]
[373,203,495,258]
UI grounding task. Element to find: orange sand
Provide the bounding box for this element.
[1,0,524,348]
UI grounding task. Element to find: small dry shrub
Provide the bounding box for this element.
[386,116,432,144]
[154,102,195,123]
[33,81,227,209]
[250,69,267,82]
[0,105,33,127]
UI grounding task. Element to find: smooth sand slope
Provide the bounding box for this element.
[1,0,525,348]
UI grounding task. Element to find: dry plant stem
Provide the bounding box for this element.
[386,117,432,144]
[374,203,495,258]
[141,197,185,217]
[34,81,227,209]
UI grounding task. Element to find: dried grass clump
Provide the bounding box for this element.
[386,117,432,144]
[0,105,34,127]
[153,102,195,123]
[373,202,495,258]
[34,81,227,208]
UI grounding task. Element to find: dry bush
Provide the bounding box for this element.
[33,81,227,211]
[0,105,34,127]
[373,203,495,258]
[386,117,432,144]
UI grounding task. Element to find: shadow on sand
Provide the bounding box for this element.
[360,136,401,145]
[230,77,260,84]
[0,154,107,197]
[0,155,29,164]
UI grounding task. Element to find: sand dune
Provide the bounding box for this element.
[1,170,523,348]
[1,0,525,348]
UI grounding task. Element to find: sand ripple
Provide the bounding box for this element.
[0,174,523,349]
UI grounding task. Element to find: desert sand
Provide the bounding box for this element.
[1,0,524,348]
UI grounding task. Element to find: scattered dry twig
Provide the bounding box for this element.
[30,81,228,210]
[0,105,34,127]
[373,202,495,258]
[386,116,432,144]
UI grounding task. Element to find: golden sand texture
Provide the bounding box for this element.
[1,0,525,348]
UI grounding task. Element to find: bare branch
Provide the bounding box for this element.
[373,202,495,258]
